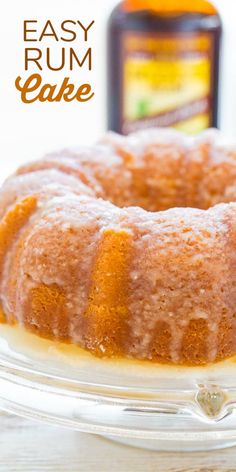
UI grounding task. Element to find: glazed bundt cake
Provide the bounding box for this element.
[1,128,236,366]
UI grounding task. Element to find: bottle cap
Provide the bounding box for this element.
[123,0,217,15]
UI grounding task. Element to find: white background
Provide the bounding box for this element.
[0,0,117,179]
[0,0,236,179]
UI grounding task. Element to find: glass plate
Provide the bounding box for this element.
[1,325,236,451]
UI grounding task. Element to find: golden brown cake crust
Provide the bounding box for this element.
[1,128,236,365]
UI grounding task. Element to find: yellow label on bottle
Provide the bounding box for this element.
[122,32,213,135]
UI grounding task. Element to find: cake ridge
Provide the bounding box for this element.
[83,228,132,357]
[0,196,37,279]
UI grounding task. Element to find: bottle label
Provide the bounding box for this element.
[121,32,214,134]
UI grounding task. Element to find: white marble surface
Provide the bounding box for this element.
[0,411,236,472]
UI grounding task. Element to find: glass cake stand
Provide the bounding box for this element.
[1,326,236,451]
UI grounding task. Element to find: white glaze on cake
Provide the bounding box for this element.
[0,129,236,365]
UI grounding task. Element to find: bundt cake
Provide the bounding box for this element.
[1,128,236,366]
